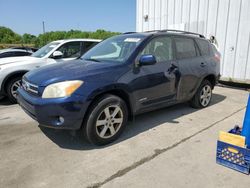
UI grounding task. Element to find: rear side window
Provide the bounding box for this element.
[14,52,31,56]
[196,39,210,56]
[83,42,99,53]
[175,37,197,59]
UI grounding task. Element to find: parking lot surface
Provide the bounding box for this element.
[0,86,250,188]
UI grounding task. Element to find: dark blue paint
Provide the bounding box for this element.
[139,54,157,66]
[17,33,220,130]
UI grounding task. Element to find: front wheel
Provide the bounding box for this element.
[6,77,22,104]
[83,94,128,145]
[190,80,213,108]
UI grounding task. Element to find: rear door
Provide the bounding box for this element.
[174,36,208,101]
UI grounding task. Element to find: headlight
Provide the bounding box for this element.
[42,80,83,98]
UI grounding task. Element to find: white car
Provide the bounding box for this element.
[0,38,101,103]
[0,49,32,58]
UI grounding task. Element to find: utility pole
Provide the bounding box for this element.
[42,21,47,45]
[42,21,46,34]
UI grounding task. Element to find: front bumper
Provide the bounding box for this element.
[17,88,90,130]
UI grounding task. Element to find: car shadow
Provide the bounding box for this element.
[0,97,13,106]
[40,93,226,150]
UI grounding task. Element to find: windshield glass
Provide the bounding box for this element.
[82,35,145,63]
[31,42,60,58]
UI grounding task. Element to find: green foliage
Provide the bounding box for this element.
[0,26,22,43]
[22,33,36,44]
[0,26,121,48]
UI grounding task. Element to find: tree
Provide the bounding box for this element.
[22,33,36,44]
[0,26,121,48]
[0,26,22,43]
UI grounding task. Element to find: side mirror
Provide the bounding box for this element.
[139,55,156,66]
[52,51,63,59]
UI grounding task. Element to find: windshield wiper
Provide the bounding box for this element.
[84,58,101,62]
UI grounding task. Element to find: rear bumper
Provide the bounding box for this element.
[17,88,90,130]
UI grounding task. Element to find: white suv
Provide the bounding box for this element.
[0,38,101,103]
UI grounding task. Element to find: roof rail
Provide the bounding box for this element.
[123,32,137,34]
[145,30,162,33]
[145,29,205,38]
[161,30,205,38]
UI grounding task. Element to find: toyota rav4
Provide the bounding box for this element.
[17,30,220,145]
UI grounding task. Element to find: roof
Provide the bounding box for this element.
[53,38,102,43]
[0,48,31,54]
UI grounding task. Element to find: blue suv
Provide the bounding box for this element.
[17,30,220,145]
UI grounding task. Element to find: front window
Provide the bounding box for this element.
[82,35,145,63]
[32,42,60,58]
[140,36,173,62]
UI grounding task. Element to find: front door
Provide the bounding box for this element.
[131,36,179,112]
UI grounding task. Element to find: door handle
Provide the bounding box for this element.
[200,62,206,67]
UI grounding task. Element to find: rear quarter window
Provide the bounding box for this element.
[174,37,198,59]
[14,52,31,56]
[196,39,210,56]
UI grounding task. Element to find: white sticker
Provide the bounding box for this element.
[124,38,141,43]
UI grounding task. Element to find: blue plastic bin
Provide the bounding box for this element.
[242,94,250,148]
[216,140,250,174]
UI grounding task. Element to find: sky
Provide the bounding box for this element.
[0,0,136,35]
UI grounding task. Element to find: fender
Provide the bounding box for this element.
[87,83,136,115]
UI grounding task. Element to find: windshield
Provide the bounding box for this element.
[31,42,60,58]
[82,35,145,63]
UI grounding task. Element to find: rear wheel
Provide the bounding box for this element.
[83,94,128,145]
[190,80,213,108]
[6,77,22,104]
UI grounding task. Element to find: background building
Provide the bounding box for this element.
[136,0,250,83]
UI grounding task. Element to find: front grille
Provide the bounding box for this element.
[22,79,39,95]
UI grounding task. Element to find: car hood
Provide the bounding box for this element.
[0,56,39,66]
[24,59,123,86]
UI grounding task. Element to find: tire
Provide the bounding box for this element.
[6,76,22,104]
[190,80,213,109]
[83,94,128,146]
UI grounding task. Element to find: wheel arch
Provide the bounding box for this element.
[202,74,217,89]
[1,70,28,94]
[85,86,134,121]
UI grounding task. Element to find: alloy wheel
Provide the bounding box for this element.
[200,85,212,107]
[96,105,123,139]
[10,80,22,99]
